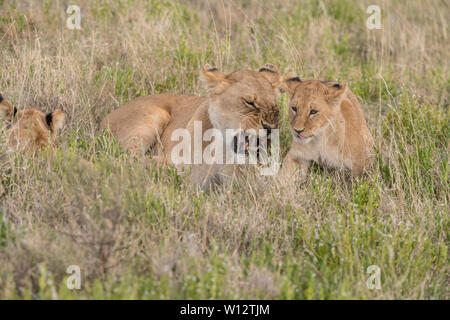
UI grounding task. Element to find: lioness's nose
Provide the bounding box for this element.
[294,128,305,134]
[261,121,274,133]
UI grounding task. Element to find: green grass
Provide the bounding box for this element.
[0,0,448,299]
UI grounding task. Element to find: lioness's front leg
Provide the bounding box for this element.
[189,164,221,190]
[280,150,310,181]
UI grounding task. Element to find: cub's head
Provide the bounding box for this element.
[202,64,281,136]
[0,94,65,152]
[283,73,347,144]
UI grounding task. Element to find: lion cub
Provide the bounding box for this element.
[281,74,374,178]
[0,94,65,153]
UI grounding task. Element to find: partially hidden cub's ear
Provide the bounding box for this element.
[324,81,347,105]
[45,109,65,131]
[258,63,282,89]
[201,64,231,92]
[282,72,302,94]
[0,94,15,119]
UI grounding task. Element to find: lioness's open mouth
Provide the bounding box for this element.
[233,133,250,154]
[233,132,263,155]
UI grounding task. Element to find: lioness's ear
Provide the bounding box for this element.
[201,64,231,91]
[0,94,15,120]
[282,72,302,94]
[259,63,282,89]
[46,109,65,131]
[325,81,347,105]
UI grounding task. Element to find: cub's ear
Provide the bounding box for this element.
[46,109,65,131]
[282,72,302,94]
[0,95,15,120]
[201,64,231,92]
[259,63,282,89]
[324,81,347,105]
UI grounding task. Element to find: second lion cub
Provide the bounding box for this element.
[281,73,374,178]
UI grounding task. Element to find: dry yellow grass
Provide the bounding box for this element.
[0,0,448,299]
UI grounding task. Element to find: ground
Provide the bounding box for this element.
[0,0,448,299]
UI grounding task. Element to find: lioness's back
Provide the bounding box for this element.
[101,93,207,155]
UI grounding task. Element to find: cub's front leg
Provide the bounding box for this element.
[280,149,311,181]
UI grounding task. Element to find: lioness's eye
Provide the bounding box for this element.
[243,98,256,108]
[309,109,318,115]
[291,106,297,113]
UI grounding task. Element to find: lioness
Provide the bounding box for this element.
[280,73,374,178]
[0,94,65,153]
[101,64,282,188]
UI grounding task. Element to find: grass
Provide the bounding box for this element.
[0,0,448,299]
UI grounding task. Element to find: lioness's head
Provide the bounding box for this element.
[283,74,347,144]
[0,94,65,152]
[202,64,281,151]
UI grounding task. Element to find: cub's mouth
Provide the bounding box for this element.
[292,131,313,143]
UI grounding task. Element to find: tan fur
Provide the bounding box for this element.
[101,64,282,188]
[281,75,374,178]
[0,96,65,154]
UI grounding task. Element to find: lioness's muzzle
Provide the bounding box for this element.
[233,132,256,155]
[233,131,270,158]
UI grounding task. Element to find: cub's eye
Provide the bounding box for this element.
[309,109,318,115]
[291,106,297,113]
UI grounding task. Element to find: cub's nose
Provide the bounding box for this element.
[294,128,304,134]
